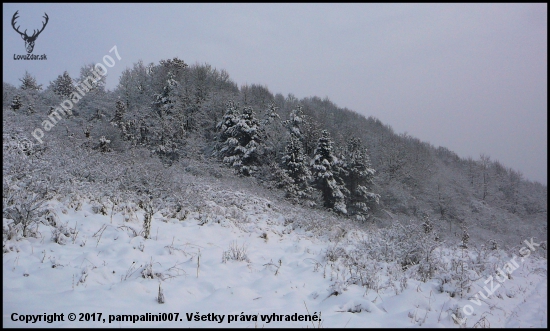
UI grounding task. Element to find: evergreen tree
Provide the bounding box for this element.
[262,103,280,126]
[281,134,312,201]
[216,101,240,149]
[260,103,284,163]
[216,102,262,176]
[112,99,126,126]
[26,102,35,115]
[10,95,22,112]
[280,106,312,201]
[284,105,304,138]
[342,137,379,221]
[152,71,178,118]
[139,119,149,144]
[51,71,74,98]
[311,130,347,214]
[19,71,42,91]
[159,57,188,71]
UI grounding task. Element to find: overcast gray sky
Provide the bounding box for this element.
[3,3,547,184]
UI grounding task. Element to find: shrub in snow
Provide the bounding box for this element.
[98,136,112,153]
[325,245,346,263]
[51,225,69,245]
[328,280,346,297]
[142,260,155,279]
[450,304,466,325]
[222,241,249,263]
[436,248,478,298]
[3,184,50,238]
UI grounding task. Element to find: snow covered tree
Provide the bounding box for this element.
[152,71,178,118]
[281,133,312,201]
[3,82,18,109]
[342,137,379,221]
[154,118,180,166]
[139,119,149,144]
[159,57,188,72]
[301,114,322,156]
[278,105,312,201]
[50,71,74,98]
[216,102,262,176]
[284,105,304,138]
[480,153,491,201]
[216,100,240,147]
[262,102,280,127]
[505,168,523,214]
[19,71,42,91]
[260,103,285,163]
[78,63,106,93]
[10,95,22,112]
[311,130,347,214]
[460,226,470,248]
[26,102,35,115]
[117,60,153,111]
[111,99,126,126]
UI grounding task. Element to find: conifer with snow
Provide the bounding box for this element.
[10,95,22,112]
[216,102,262,176]
[284,105,305,138]
[281,133,312,201]
[112,99,126,126]
[51,71,74,98]
[152,71,178,118]
[280,106,312,201]
[26,102,35,115]
[311,130,347,214]
[216,101,240,144]
[342,137,379,221]
[19,71,42,91]
[262,103,280,127]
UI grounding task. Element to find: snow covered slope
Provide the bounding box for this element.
[3,188,547,328]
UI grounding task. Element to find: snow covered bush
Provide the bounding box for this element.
[3,182,50,238]
[222,241,249,263]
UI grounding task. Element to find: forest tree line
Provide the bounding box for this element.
[3,58,547,235]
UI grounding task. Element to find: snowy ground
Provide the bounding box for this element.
[3,189,547,328]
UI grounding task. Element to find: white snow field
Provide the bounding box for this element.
[3,187,547,328]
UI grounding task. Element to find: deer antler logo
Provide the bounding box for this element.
[12,10,49,54]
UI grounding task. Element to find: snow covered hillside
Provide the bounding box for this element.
[3,185,547,328]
